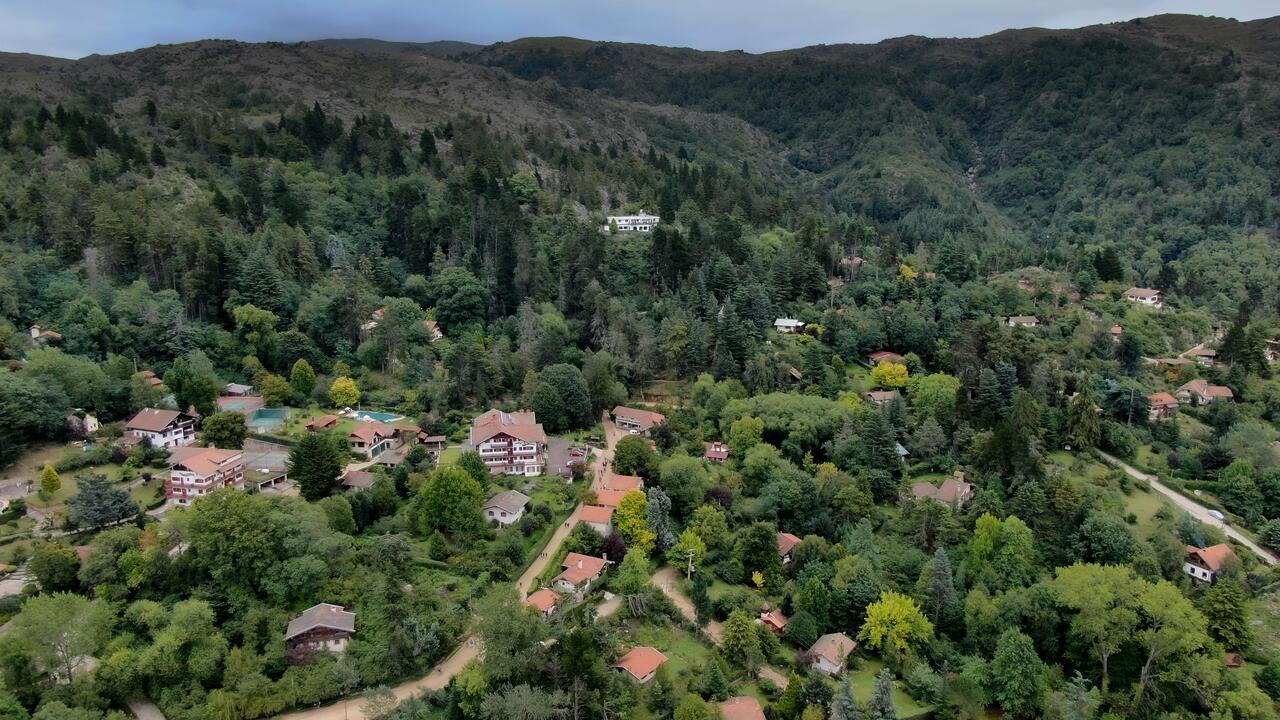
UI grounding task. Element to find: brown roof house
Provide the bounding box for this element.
[1176,379,1233,407]
[1149,392,1180,421]
[868,350,905,365]
[350,421,396,458]
[864,390,898,406]
[704,441,730,463]
[759,609,789,634]
[807,632,857,675]
[126,408,197,448]
[580,505,615,537]
[307,415,339,432]
[554,553,608,597]
[603,473,644,492]
[911,471,975,509]
[342,469,377,490]
[719,697,766,720]
[285,603,356,663]
[1184,544,1236,584]
[470,409,548,476]
[777,532,802,563]
[525,588,562,617]
[612,406,666,436]
[1125,287,1164,308]
[1187,347,1217,367]
[484,490,531,527]
[613,646,668,683]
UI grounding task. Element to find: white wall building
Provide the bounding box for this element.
[606,211,660,232]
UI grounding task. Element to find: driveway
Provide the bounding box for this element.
[1097,451,1277,565]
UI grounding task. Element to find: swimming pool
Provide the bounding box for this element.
[354,411,403,423]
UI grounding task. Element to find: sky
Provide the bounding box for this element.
[0,0,1275,59]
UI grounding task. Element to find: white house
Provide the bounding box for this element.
[553,553,607,596]
[774,318,805,333]
[580,505,615,536]
[484,490,531,527]
[1125,287,1164,308]
[165,447,246,506]
[126,408,197,448]
[606,211,660,232]
[1184,544,1236,583]
[808,633,857,675]
[470,410,547,476]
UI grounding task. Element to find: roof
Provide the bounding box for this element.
[865,390,898,403]
[612,406,666,431]
[774,318,805,328]
[595,489,629,508]
[525,588,561,613]
[868,351,904,363]
[216,396,265,413]
[224,383,254,395]
[285,603,356,640]
[613,646,668,680]
[308,415,339,429]
[350,421,392,444]
[777,532,801,557]
[809,632,857,665]
[1149,392,1179,407]
[342,470,376,489]
[704,442,729,460]
[420,434,447,443]
[719,697,766,720]
[603,473,643,491]
[470,409,548,446]
[580,505,615,524]
[1110,325,1124,334]
[760,610,789,632]
[1188,347,1217,357]
[1186,544,1236,572]
[556,553,608,586]
[913,474,973,504]
[127,408,191,432]
[1126,287,1163,298]
[485,490,531,515]
[1006,315,1039,325]
[169,447,244,476]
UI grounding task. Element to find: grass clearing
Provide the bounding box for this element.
[845,658,930,718]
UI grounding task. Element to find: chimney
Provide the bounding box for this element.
[577,559,584,569]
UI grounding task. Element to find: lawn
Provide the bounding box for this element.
[437,446,462,467]
[844,658,930,719]
[130,477,166,507]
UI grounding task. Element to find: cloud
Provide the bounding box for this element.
[0,0,1273,58]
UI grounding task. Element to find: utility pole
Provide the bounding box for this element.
[685,548,695,580]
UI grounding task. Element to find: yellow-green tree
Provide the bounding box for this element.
[870,361,909,389]
[858,590,934,656]
[329,376,360,407]
[614,489,655,554]
[39,464,61,499]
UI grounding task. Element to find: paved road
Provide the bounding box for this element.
[1097,451,1277,566]
[651,566,789,689]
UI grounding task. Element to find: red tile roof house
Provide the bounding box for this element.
[1184,544,1236,584]
[285,603,356,664]
[484,490,531,527]
[525,588,562,617]
[166,447,246,506]
[553,552,608,596]
[1176,379,1234,407]
[126,408,197,448]
[306,415,339,432]
[1125,287,1165,308]
[595,489,630,508]
[29,324,63,344]
[580,505,615,536]
[613,646,668,683]
[719,697,766,720]
[349,421,396,459]
[806,632,857,676]
[704,442,730,463]
[470,409,548,476]
[603,473,644,492]
[867,350,905,365]
[911,471,975,509]
[864,390,898,406]
[1149,392,1180,421]
[759,609,789,634]
[777,532,802,564]
[342,469,377,490]
[612,406,666,436]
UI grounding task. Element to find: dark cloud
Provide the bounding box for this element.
[2,0,1274,58]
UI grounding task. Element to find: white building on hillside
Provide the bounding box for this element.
[606,211,660,233]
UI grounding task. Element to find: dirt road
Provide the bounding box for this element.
[1097,450,1277,565]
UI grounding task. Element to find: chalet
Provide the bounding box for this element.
[342,469,377,490]
[126,408,197,448]
[1125,287,1164,308]
[603,473,644,492]
[774,318,805,334]
[1004,315,1040,328]
[808,632,857,676]
[1149,392,1180,421]
[306,415,339,432]
[719,697,766,720]
[704,442,729,463]
[350,421,395,458]
[166,447,246,506]
[1184,544,1236,584]
[605,211,659,233]
[525,588,562,617]
[29,324,63,344]
[613,646,668,683]
[911,471,974,509]
[224,382,254,396]
[580,505,615,536]
[777,532,802,563]
[864,390,898,406]
[759,609,788,634]
[1187,348,1217,367]
[423,319,444,342]
[484,490,531,527]
[553,553,608,596]
[470,409,547,476]
[1176,379,1233,406]
[612,406,666,436]
[867,350,904,365]
[285,603,356,663]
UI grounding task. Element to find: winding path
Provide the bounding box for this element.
[1097,450,1277,565]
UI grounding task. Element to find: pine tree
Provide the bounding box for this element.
[830,680,864,720]
[1066,388,1101,450]
[288,432,343,501]
[1201,578,1252,649]
[698,658,729,701]
[866,669,897,720]
[39,464,61,499]
[921,547,957,625]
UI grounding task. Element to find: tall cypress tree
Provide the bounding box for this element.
[289,432,343,502]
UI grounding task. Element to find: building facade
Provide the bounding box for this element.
[126,408,197,448]
[470,410,547,476]
[166,447,246,506]
[606,211,660,232]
